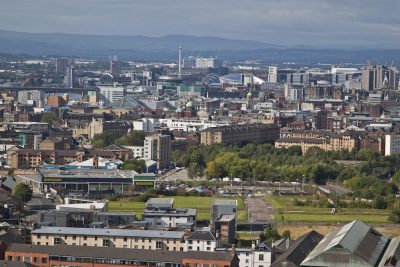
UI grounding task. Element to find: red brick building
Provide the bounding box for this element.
[6,244,239,267]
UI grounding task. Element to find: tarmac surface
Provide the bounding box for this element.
[246,196,274,223]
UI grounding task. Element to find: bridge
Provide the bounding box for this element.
[0,86,99,94]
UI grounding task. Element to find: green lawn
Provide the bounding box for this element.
[266,195,390,224]
[109,196,246,221]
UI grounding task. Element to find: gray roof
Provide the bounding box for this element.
[146,198,174,206]
[8,244,235,262]
[378,236,400,267]
[212,199,237,206]
[0,261,34,267]
[272,230,323,267]
[32,226,184,239]
[2,177,16,190]
[217,214,236,222]
[187,230,216,241]
[301,220,389,267]
[143,208,196,217]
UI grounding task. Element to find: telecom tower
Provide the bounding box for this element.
[178,46,182,78]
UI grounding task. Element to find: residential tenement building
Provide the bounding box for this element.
[31,227,185,251]
[201,123,280,146]
[6,244,239,267]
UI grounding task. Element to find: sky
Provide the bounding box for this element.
[1,0,399,48]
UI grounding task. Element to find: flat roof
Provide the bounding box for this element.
[213,199,237,206]
[39,168,137,180]
[31,227,184,239]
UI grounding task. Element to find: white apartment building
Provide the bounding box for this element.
[99,85,124,104]
[268,66,278,83]
[195,58,222,69]
[31,227,185,251]
[385,135,400,156]
[185,229,217,252]
[216,243,273,267]
[158,118,228,132]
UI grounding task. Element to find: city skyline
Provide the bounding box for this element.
[0,0,399,49]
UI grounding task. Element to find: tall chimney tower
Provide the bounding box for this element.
[178,46,182,78]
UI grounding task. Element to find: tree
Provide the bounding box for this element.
[116,131,147,146]
[12,183,33,202]
[41,112,58,124]
[260,224,281,243]
[121,159,146,173]
[92,133,115,148]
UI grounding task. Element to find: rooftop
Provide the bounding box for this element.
[213,199,237,206]
[31,226,184,239]
[7,244,235,263]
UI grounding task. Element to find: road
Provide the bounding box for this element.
[246,196,274,223]
[158,168,206,182]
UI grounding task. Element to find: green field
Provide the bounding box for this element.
[109,196,247,222]
[267,195,390,224]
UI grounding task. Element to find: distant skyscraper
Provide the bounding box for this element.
[56,58,69,74]
[64,66,76,88]
[110,55,121,75]
[195,58,222,69]
[268,66,278,83]
[178,47,182,78]
[362,65,397,91]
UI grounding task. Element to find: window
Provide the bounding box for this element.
[259,254,264,261]
[123,245,127,248]
[203,264,209,267]
[16,256,21,261]
[188,246,192,250]
[54,237,61,245]
[34,257,38,263]
[95,236,98,241]
[103,240,109,247]
[156,241,163,250]
[188,240,193,244]
[124,237,128,242]
[7,256,12,261]
[207,241,211,245]
[207,247,211,251]
[42,258,48,263]
[83,236,87,240]
[194,264,199,267]
[72,236,76,240]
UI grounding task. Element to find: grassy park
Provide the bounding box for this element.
[266,194,390,225]
[109,196,247,221]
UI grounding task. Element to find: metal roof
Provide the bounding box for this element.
[302,220,389,267]
[32,226,184,239]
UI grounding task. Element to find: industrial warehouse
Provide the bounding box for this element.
[14,167,156,195]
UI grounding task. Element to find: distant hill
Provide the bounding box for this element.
[0,29,280,58]
[0,29,399,64]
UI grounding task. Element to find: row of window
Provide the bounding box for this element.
[8,255,47,263]
[49,256,180,266]
[37,235,180,243]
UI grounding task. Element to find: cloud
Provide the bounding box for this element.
[0,0,399,48]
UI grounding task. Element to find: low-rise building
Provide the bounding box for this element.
[185,229,216,252]
[31,227,185,251]
[6,244,239,267]
[201,123,280,146]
